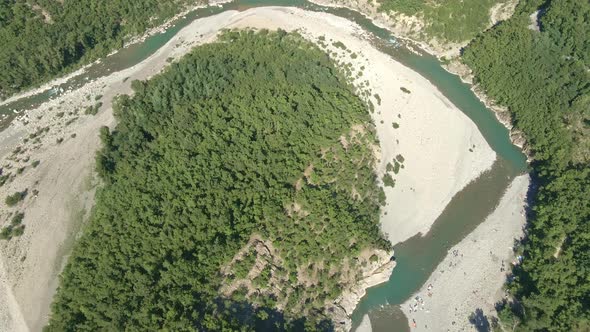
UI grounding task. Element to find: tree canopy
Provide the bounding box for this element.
[376,0,508,42]
[46,30,390,331]
[0,0,199,99]
[463,0,590,330]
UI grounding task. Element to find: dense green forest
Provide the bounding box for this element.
[376,0,507,42]
[0,0,199,99]
[463,0,590,330]
[46,30,390,330]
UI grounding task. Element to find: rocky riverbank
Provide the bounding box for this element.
[401,175,530,331]
[0,6,504,331]
[442,60,532,160]
[327,250,396,331]
[306,0,531,162]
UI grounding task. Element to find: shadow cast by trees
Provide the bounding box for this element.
[494,299,524,332]
[469,308,490,332]
[210,297,335,331]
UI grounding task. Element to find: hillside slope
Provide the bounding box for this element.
[46,30,392,330]
[463,0,590,330]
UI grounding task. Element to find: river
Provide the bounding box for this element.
[0,1,528,331]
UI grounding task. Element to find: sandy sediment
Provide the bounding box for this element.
[306,0,529,160]
[356,314,373,332]
[401,174,530,331]
[224,7,497,246]
[0,10,246,332]
[0,7,495,331]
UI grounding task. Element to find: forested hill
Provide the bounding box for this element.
[376,0,511,43]
[463,0,590,330]
[0,0,199,99]
[46,30,390,330]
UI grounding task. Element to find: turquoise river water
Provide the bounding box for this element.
[0,1,528,331]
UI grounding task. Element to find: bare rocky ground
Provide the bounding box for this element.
[307,0,518,58]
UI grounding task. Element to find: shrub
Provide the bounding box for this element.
[374,93,381,105]
[378,187,386,205]
[84,105,96,115]
[84,102,102,115]
[0,174,9,187]
[253,265,272,288]
[393,161,401,174]
[332,41,347,50]
[5,190,26,206]
[11,212,24,226]
[0,227,12,240]
[12,225,24,237]
[0,224,25,240]
[382,173,396,187]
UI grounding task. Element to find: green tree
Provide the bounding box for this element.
[463,0,590,329]
[47,30,389,331]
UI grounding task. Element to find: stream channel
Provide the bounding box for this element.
[0,1,528,330]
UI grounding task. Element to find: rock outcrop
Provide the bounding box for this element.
[326,249,396,331]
